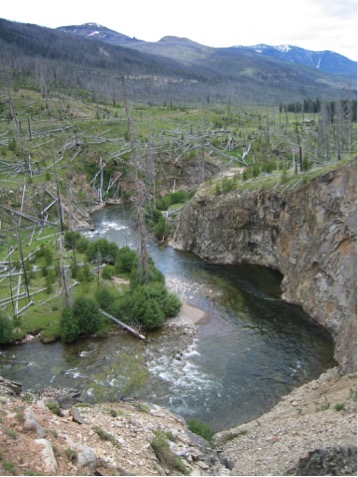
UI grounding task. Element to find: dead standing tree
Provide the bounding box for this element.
[51,151,70,307]
[121,78,149,284]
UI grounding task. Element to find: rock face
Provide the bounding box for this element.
[171,160,357,371]
[285,445,357,476]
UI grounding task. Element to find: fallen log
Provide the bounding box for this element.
[99,309,145,340]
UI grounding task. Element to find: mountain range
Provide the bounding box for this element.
[58,23,356,78]
[0,18,356,106]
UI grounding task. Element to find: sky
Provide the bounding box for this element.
[1,0,357,60]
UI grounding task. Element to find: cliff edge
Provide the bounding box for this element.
[171,160,357,372]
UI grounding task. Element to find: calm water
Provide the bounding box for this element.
[0,206,335,431]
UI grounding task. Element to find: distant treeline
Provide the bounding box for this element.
[280,98,357,122]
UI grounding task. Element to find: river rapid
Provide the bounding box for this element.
[0,206,335,431]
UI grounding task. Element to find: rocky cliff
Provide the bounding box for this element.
[171,160,357,372]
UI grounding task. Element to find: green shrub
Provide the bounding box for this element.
[153,215,169,240]
[101,265,115,279]
[111,280,179,330]
[8,136,17,151]
[222,176,237,193]
[130,258,164,288]
[134,282,181,317]
[115,246,137,274]
[72,296,103,335]
[4,427,17,439]
[95,285,118,310]
[86,238,119,264]
[45,272,56,294]
[1,460,16,475]
[215,181,222,194]
[70,260,79,279]
[78,263,93,282]
[155,189,191,210]
[302,157,313,171]
[0,314,14,344]
[150,431,173,466]
[60,308,80,343]
[161,292,182,317]
[36,243,53,266]
[64,448,78,463]
[60,297,103,343]
[263,159,276,174]
[64,231,82,250]
[110,294,135,323]
[92,426,120,447]
[76,236,89,253]
[335,402,345,411]
[45,401,62,416]
[281,169,289,184]
[135,297,164,329]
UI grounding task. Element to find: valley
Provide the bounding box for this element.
[0,16,356,476]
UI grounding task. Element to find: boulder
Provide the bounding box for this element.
[34,438,58,474]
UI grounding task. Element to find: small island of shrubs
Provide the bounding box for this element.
[59,232,181,343]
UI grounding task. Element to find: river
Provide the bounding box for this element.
[0,205,335,431]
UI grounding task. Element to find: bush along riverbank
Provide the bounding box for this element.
[0,233,181,346]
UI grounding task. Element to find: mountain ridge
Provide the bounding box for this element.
[0,18,356,106]
[233,43,356,77]
[58,22,356,77]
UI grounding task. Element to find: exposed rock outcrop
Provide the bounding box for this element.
[285,445,357,476]
[171,160,357,372]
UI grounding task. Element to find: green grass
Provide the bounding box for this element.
[150,430,189,475]
[218,430,247,444]
[335,402,345,411]
[1,460,17,475]
[92,425,121,447]
[186,418,215,446]
[205,156,355,198]
[64,448,78,463]
[3,428,17,440]
[45,401,62,416]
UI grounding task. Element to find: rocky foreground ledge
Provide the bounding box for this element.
[0,376,228,476]
[0,367,356,476]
